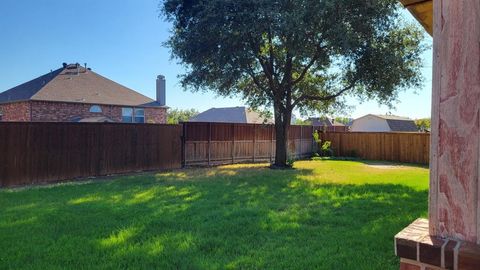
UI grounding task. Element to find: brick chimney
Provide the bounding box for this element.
[156,75,166,106]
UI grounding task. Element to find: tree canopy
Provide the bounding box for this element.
[167,108,199,124]
[162,0,426,167]
[415,118,431,131]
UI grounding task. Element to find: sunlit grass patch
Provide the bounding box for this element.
[0,159,428,270]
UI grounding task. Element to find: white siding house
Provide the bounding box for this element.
[350,114,418,132]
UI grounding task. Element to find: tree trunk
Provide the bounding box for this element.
[273,104,292,168]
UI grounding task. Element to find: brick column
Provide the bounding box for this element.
[395,1,480,269]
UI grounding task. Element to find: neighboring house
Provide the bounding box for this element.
[189,106,273,124]
[350,114,418,132]
[309,117,348,132]
[0,63,168,123]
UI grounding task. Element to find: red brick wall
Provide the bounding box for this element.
[30,101,167,123]
[145,107,167,124]
[0,102,31,121]
[0,100,167,123]
[30,101,122,122]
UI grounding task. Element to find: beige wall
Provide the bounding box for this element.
[350,115,390,132]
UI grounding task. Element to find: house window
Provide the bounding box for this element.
[134,108,145,123]
[89,105,102,113]
[122,107,145,123]
[122,108,133,123]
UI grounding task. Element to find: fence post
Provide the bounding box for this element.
[231,123,235,164]
[338,131,342,157]
[312,126,315,154]
[208,123,211,166]
[253,124,256,162]
[183,123,187,167]
[270,125,274,163]
[300,125,303,158]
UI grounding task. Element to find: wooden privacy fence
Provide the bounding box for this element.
[0,122,182,187]
[183,122,314,166]
[318,132,430,165]
[0,122,431,187]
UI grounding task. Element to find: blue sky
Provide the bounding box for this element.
[0,0,433,119]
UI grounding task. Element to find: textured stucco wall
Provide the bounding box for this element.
[430,0,480,244]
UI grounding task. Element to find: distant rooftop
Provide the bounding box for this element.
[189,106,273,124]
[357,114,418,132]
[309,117,345,127]
[374,115,412,121]
[0,63,164,107]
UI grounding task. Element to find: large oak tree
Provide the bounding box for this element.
[162,0,426,167]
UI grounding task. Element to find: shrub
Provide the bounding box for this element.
[311,131,333,157]
[287,157,296,167]
[313,130,321,143]
[320,141,333,157]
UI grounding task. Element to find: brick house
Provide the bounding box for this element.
[0,63,168,123]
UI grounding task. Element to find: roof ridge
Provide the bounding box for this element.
[1,64,160,107]
[0,68,64,103]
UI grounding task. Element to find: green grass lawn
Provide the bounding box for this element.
[0,160,428,270]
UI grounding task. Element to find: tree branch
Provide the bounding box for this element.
[292,81,357,108]
[245,64,274,99]
[268,28,276,81]
[291,46,324,86]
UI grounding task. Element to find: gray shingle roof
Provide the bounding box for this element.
[0,64,163,107]
[0,68,63,103]
[386,119,418,132]
[310,117,345,127]
[189,107,273,124]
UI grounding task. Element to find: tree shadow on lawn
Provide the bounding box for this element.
[0,166,427,270]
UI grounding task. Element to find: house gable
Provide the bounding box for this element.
[351,114,391,132]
